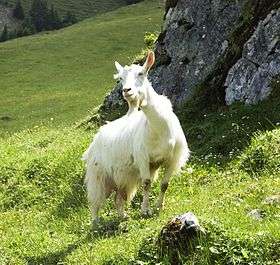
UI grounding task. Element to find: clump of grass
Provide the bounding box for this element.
[239,130,280,177]
[133,31,159,64]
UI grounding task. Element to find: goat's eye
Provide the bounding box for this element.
[138,72,144,77]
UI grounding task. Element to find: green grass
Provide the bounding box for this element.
[1,97,279,264]
[1,0,280,263]
[2,0,137,20]
[0,0,163,136]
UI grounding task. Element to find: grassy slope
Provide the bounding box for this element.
[0,0,163,136]
[1,97,279,265]
[1,0,280,264]
[2,0,130,20]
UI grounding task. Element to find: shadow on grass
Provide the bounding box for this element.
[26,241,81,265]
[25,218,127,265]
[182,91,280,167]
[51,174,87,219]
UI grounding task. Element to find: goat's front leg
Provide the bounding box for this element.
[141,178,152,216]
[155,167,173,211]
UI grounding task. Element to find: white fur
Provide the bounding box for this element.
[83,52,190,221]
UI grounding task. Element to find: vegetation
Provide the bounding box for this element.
[1,0,279,264]
[28,0,73,32]
[1,0,141,20]
[1,97,279,264]
[0,24,8,42]
[13,0,25,20]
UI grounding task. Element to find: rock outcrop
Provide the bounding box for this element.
[96,0,280,122]
[225,9,280,104]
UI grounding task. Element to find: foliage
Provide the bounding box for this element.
[62,11,77,27]
[29,0,49,31]
[126,0,142,4]
[47,4,62,30]
[5,0,140,20]
[0,25,8,42]
[133,31,159,64]
[29,0,66,32]
[13,0,25,20]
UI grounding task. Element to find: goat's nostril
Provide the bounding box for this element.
[123,88,131,93]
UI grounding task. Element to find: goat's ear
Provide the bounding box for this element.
[143,51,155,73]
[115,61,123,73]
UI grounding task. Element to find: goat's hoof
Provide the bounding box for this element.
[118,212,129,220]
[141,208,153,218]
[155,203,163,212]
[153,207,162,215]
[91,217,103,229]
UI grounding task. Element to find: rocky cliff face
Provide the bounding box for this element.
[97,0,280,122]
[225,9,280,104]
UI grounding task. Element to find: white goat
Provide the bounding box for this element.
[82,51,190,222]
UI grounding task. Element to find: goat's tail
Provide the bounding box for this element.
[173,141,191,174]
[81,141,95,162]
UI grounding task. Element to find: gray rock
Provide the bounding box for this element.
[262,195,280,205]
[225,8,280,105]
[247,209,265,220]
[158,212,205,263]
[152,0,244,106]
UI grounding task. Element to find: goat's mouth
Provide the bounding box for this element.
[123,93,134,98]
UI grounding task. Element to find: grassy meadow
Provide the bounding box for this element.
[0,0,163,136]
[0,0,280,264]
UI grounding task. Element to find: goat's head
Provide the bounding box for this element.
[114,51,155,107]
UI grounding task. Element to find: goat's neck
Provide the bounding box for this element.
[142,82,170,131]
[126,103,138,115]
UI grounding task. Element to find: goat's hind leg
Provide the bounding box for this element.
[86,174,106,225]
[115,189,128,219]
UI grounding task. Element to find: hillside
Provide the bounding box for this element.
[1,97,279,264]
[0,0,163,136]
[1,0,140,20]
[1,0,280,264]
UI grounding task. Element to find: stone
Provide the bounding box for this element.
[247,209,265,220]
[262,195,280,205]
[158,212,205,263]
